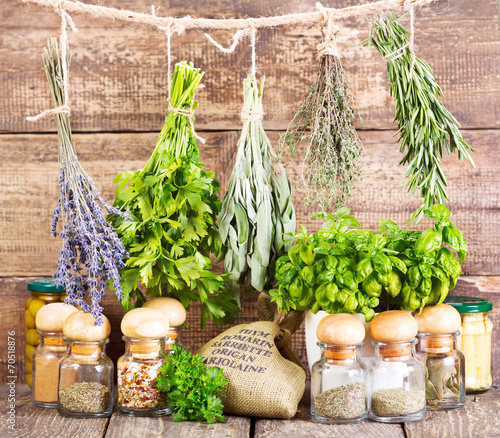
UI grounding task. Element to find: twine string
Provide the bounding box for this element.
[27,0,76,122]
[384,0,417,77]
[20,0,434,31]
[204,28,251,54]
[250,21,257,77]
[159,18,205,144]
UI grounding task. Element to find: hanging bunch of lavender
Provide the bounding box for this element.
[279,28,362,211]
[44,39,129,325]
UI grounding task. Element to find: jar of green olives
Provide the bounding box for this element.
[25,279,67,387]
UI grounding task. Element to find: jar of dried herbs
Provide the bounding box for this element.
[368,311,426,423]
[415,304,465,410]
[311,314,367,424]
[58,312,114,418]
[117,337,172,416]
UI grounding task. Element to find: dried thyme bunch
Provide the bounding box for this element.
[366,13,475,223]
[44,39,129,324]
[217,75,296,305]
[279,39,362,210]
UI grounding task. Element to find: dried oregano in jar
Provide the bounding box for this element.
[311,314,368,423]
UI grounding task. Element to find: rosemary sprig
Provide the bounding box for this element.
[279,50,362,210]
[44,38,129,324]
[366,13,475,223]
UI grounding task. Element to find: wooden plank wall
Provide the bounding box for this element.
[1,0,499,384]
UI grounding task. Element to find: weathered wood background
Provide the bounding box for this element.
[1,0,499,384]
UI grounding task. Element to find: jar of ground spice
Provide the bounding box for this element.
[311,314,367,424]
[415,304,465,410]
[25,278,67,388]
[32,303,78,408]
[368,310,426,423]
[118,308,172,416]
[143,297,187,352]
[58,311,113,418]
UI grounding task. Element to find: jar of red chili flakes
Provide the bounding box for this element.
[118,308,172,416]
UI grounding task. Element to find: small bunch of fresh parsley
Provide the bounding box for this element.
[157,343,227,423]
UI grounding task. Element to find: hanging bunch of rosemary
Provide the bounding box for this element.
[110,62,238,327]
[366,13,475,223]
[44,38,130,325]
[217,75,296,305]
[279,34,362,211]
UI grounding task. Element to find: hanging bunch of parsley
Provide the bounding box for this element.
[110,62,238,327]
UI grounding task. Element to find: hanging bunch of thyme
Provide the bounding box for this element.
[44,39,129,325]
[279,30,362,211]
[217,75,296,305]
[366,13,475,223]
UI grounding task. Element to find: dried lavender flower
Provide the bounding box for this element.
[42,38,129,324]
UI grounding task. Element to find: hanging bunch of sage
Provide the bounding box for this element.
[217,75,296,305]
[366,13,475,223]
[279,34,362,210]
[110,62,238,327]
[43,38,129,325]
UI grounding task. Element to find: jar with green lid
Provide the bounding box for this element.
[444,296,493,393]
[25,278,67,388]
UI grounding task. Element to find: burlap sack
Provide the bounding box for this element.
[197,318,306,418]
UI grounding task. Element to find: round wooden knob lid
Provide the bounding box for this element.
[316,313,365,345]
[414,304,461,334]
[142,297,186,327]
[36,302,78,332]
[63,311,111,341]
[121,308,170,339]
[369,310,418,343]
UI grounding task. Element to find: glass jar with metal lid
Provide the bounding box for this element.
[444,296,493,393]
[25,278,67,388]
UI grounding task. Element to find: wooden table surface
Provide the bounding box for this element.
[1,383,499,438]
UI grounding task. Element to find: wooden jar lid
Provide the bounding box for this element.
[36,303,78,332]
[369,310,418,343]
[414,304,462,334]
[143,297,186,327]
[317,314,365,346]
[63,311,111,342]
[317,314,364,361]
[121,308,170,339]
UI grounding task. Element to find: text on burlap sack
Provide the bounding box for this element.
[204,328,275,373]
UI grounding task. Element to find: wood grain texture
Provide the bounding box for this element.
[104,413,250,438]
[1,0,499,132]
[0,129,496,277]
[3,276,499,386]
[0,384,109,438]
[403,384,500,438]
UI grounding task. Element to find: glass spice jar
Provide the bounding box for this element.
[32,331,67,408]
[25,279,66,388]
[369,339,426,422]
[165,326,184,353]
[58,339,114,417]
[418,332,465,410]
[117,337,172,416]
[311,342,367,423]
[444,296,493,393]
